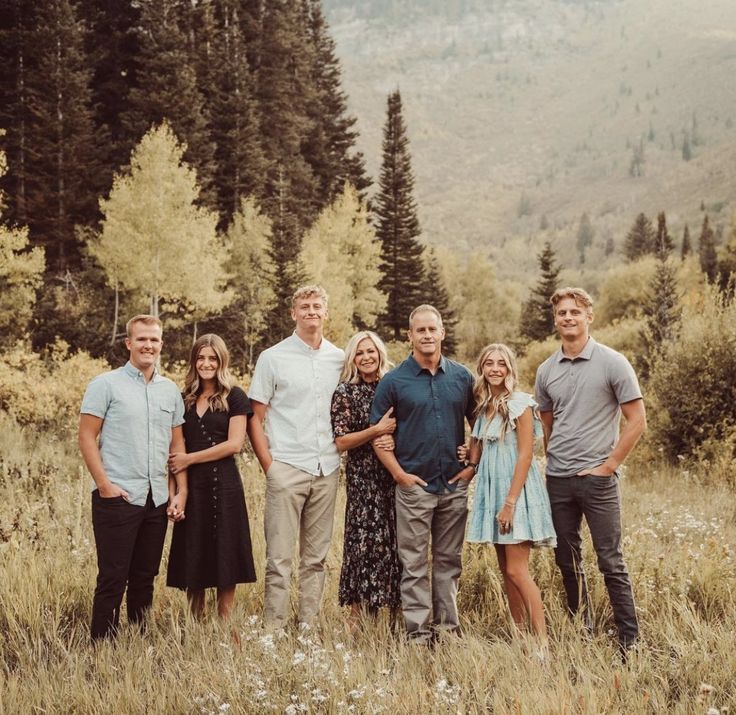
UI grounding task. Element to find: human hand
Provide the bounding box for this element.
[448,465,475,485]
[394,471,427,489]
[373,434,395,451]
[457,443,468,461]
[167,492,187,522]
[496,503,515,534]
[98,481,129,500]
[375,407,396,435]
[168,452,191,474]
[577,463,615,477]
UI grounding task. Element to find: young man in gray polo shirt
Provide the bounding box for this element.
[248,285,344,629]
[79,315,187,640]
[535,287,646,654]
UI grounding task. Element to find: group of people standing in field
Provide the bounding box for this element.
[79,284,646,658]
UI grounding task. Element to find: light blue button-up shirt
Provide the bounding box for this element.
[80,361,185,506]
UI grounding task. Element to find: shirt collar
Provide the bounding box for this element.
[289,331,324,353]
[408,353,447,375]
[556,336,596,362]
[123,360,161,382]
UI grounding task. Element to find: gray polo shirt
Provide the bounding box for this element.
[534,338,642,477]
[80,361,185,506]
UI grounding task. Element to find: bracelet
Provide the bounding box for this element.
[504,498,517,507]
[466,462,478,473]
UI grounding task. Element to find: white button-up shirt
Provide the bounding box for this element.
[248,332,344,476]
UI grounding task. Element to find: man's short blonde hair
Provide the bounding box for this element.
[409,304,444,329]
[550,287,594,314]
[291,285,329,308]
[126,314,162,337]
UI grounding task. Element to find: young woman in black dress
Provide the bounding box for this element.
[167,334,256,620]
[330,330,400,630]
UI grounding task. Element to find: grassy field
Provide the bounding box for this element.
[1,414,734,714]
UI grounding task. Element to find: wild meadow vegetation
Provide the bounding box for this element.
[1,406,735,714]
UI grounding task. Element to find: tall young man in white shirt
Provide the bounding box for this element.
[248,286,344,629]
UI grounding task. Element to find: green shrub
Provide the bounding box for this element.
[648,288,736,463]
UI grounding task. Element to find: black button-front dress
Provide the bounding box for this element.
[167,386,256,590]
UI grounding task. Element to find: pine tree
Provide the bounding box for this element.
[208,2,266,225]
[421,247,457,356]
[91,123,228,319]
[264,169,306,341]
[576,212,594,263]
[680,223,691,259]
[623,212,655,261]
[121,0,216,208]
[654,211,674,259]
[375,89,425,340]
[519,241,561,342]
[698,214,718,282]
[640,255,680,377]
[258,0,319,230]
[717,216,736,295]
[303,0,369,203]
[682,133,692,161]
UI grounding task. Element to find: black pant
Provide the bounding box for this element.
[547,475,638,648]
[91,489,168,640]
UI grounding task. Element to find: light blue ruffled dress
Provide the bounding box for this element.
[467,391,556,547]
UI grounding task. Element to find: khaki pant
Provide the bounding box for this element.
[395,481,468,639]
[263,460,339,628]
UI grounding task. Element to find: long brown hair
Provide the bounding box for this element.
[183,334,234,412]
[473,343,518,440]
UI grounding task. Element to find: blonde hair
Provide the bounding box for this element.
[409,304,443,329]
[550,287,594,314]
[340,331,392,383]
[473,343,518,440]
[126,314,161,337]
[183,334,234,412]
[291,285,329,309]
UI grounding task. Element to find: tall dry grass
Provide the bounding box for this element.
[1,413,734,714]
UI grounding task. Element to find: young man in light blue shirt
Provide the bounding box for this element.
[79,315,187,640]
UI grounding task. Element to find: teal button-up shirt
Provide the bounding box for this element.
[80,361,185,506]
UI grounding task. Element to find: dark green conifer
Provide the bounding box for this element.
[623,212,655,261]
[680,224,691,259]
[640,254,680,378]
[654,211,674,259]
[421,248,457,356]
[375,89,425,340]
[698,215,718,281]
[519,241,561,343]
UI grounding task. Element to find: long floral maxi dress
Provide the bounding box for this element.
[331,380,401,609]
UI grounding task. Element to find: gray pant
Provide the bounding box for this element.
[263,461,339,628]
[394,482,468,640]
[547,474,638,648]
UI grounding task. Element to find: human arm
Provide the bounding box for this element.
[449,437,482,484]
[78,414,130,499]
[539,411,553,453]
[247,400,272,473]
[167,425,188,521]
[372,443,427,488]
[335,407,395,452]
[496,408,534,533]
[168,414,247,473]
[578,398,647,476]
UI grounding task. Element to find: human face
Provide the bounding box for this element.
[408,310,444,359]
[481,350,509,394]
[554,297,592,341]
[291,294,327,335]
[196,346,219,384]
[354,338,380,382]
[125,322,162,372]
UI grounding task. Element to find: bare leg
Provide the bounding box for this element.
[217,586,236,620]
[187,589,206,620]
[494,544,526,630]
[503,542,548,642]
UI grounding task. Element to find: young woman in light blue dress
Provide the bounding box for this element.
[466,343,556,645]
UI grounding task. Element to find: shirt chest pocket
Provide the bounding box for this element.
[156,403,175,430]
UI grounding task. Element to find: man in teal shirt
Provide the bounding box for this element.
[371,305,475,643]
[79,315,187,640]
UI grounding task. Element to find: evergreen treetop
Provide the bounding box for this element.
[623,212,655,261]
[519,241,561,343]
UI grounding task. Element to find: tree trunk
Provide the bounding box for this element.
[111,282,119,345]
